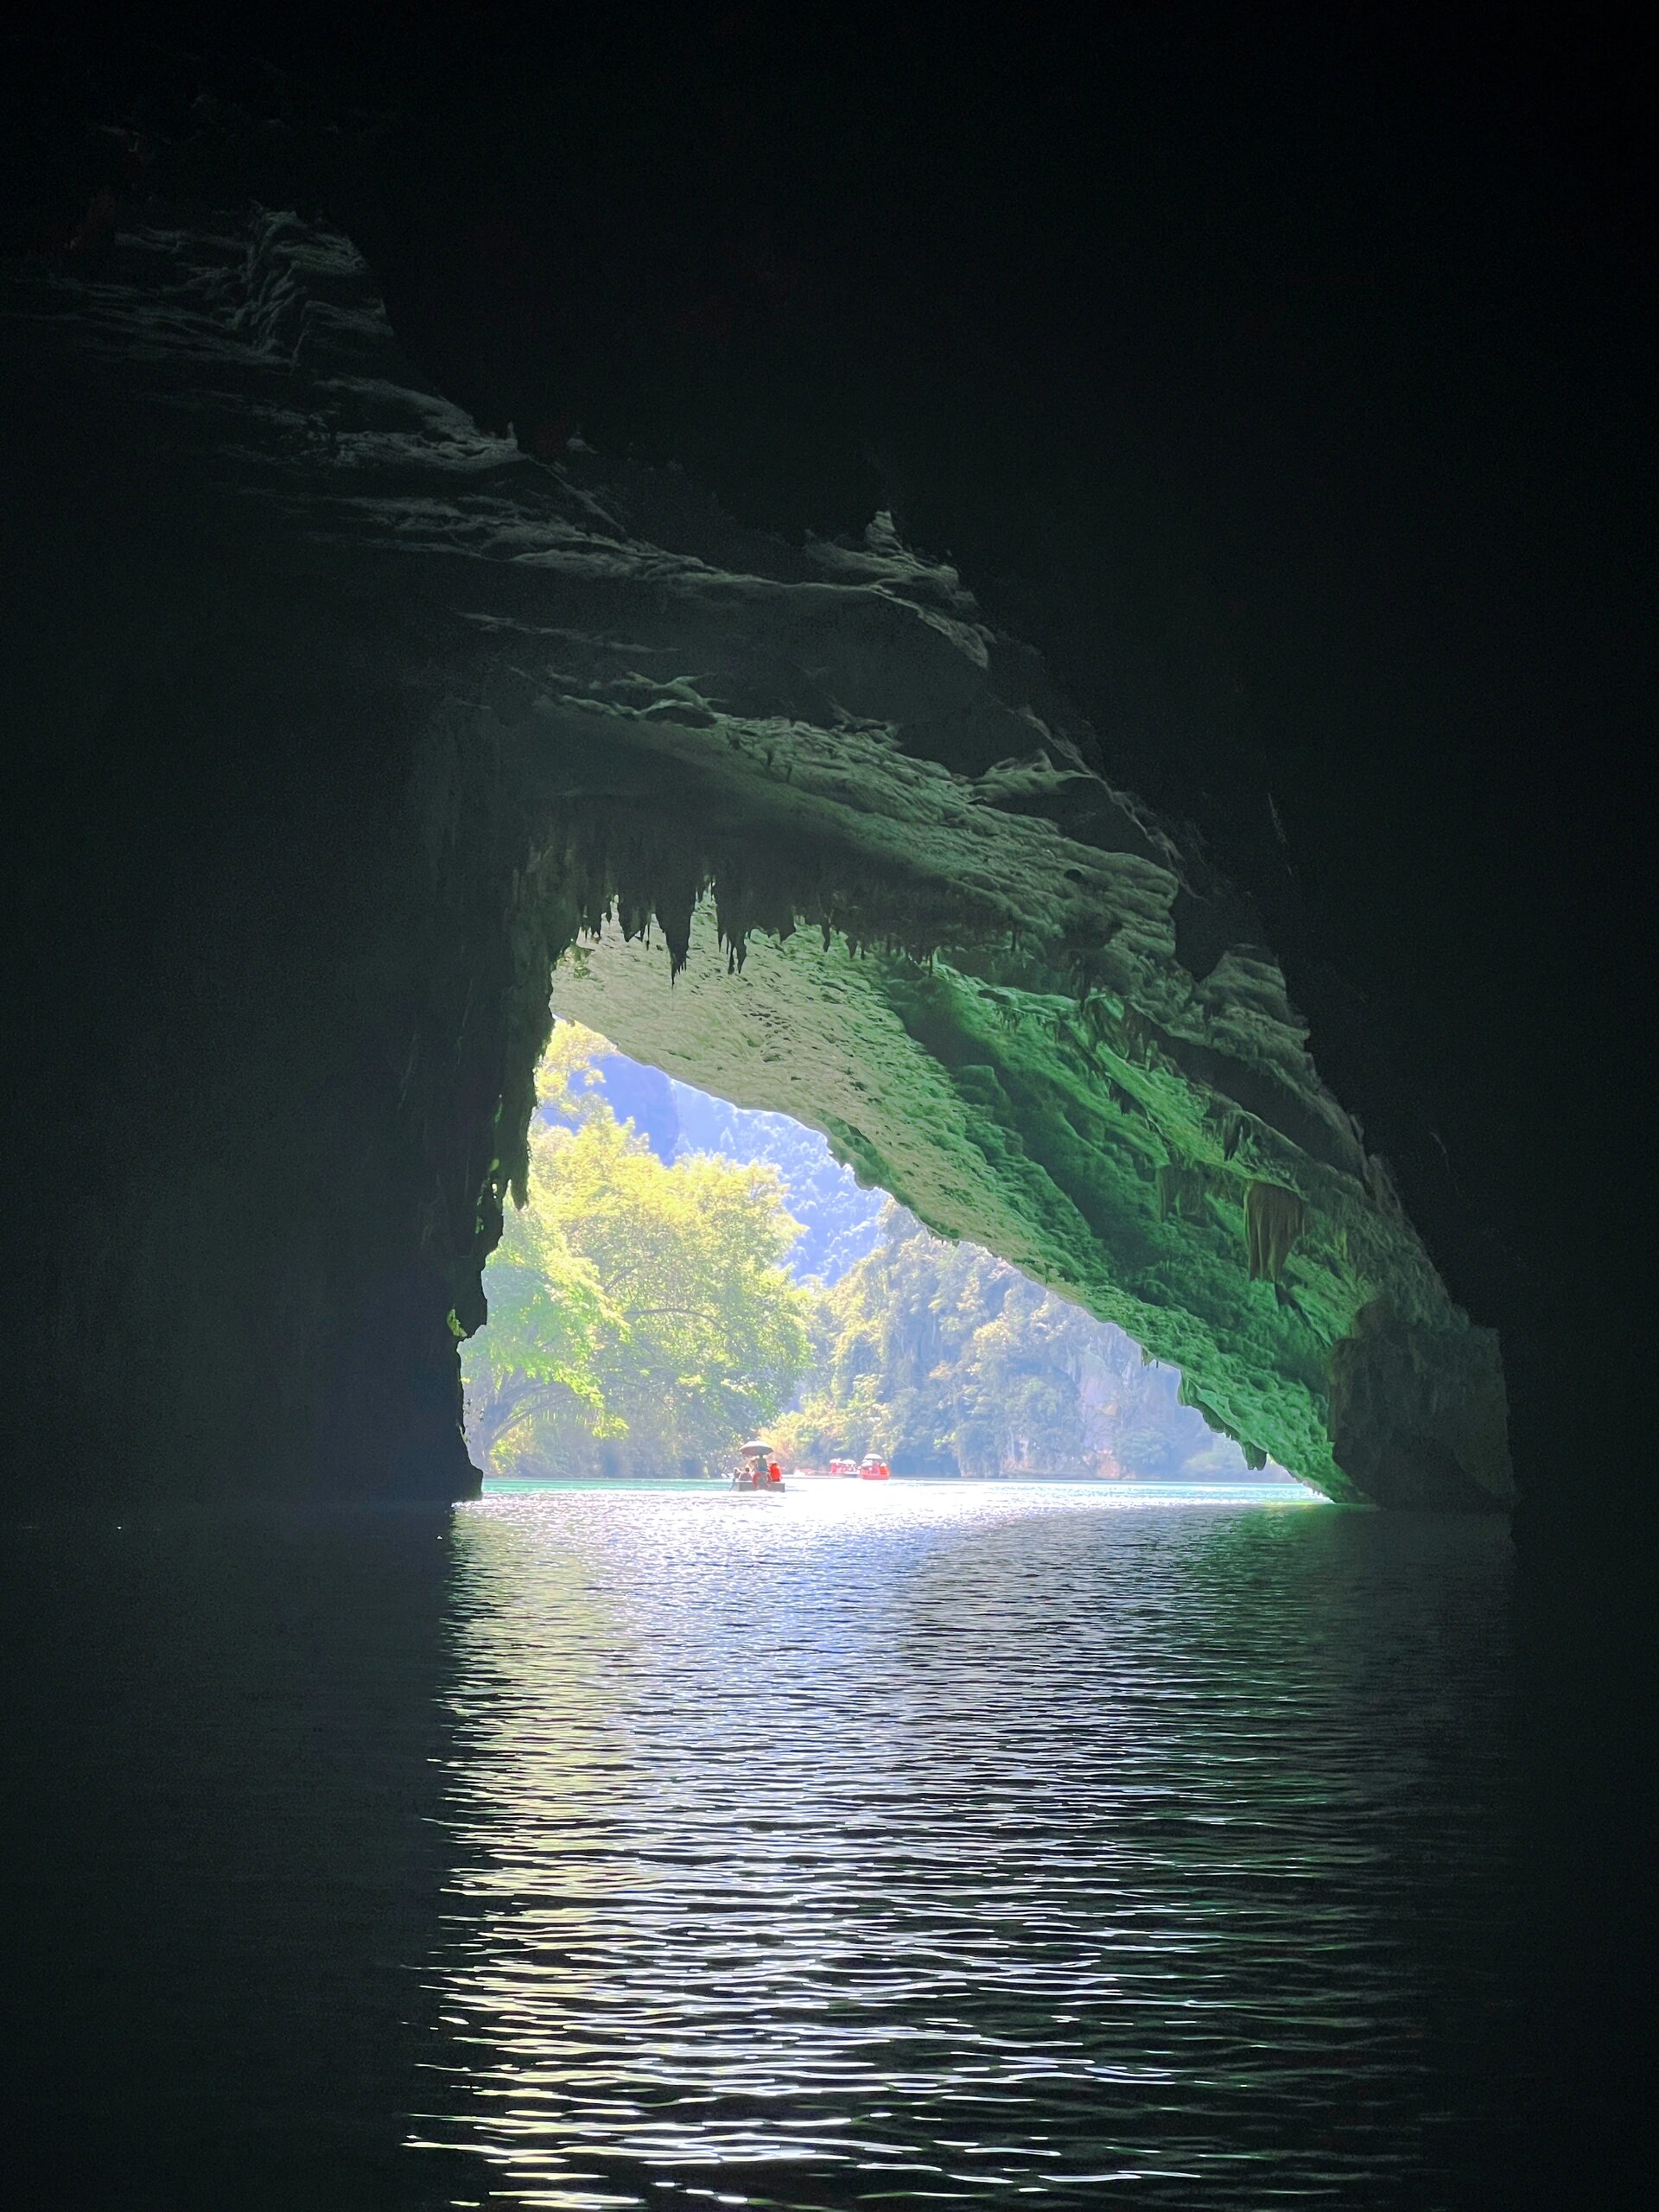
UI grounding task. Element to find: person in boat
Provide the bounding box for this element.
[734,1443,779,1490]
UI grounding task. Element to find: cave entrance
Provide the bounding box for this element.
[8,198,1512,1517]
[460,904,1300,1489]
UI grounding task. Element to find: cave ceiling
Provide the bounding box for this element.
[3,209,1512,1510]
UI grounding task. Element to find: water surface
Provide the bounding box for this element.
[3,1482,1518,2209]
[420,1481,1516,2208]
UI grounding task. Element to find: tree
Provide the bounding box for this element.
[463,1034,814,1478]
[460,1199,620,1474]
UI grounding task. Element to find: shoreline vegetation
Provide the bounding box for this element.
[480,1471,1318,1490]
[463,1027,1291,1485]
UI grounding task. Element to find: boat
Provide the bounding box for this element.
[858,1454,890,1481]
[732,1440,785,1492]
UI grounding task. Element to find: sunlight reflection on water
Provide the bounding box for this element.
[412,1482,1513,2209]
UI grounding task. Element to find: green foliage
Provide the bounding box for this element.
[534,1019,619,1122]
[463,1034,813,1478]
[773,1203,1255,1479]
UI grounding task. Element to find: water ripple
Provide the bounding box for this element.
[415,1483,1516,2209]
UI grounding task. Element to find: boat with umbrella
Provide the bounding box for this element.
[731,1440,785,1492]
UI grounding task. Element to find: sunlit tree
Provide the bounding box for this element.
[463,1033,813,1478]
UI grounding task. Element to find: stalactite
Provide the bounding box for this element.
[1156,1161,1210,1224]
[1081,992,1117,1046]
[1244,1180,1306,1283]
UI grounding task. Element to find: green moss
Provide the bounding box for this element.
[545,903,1510,1507]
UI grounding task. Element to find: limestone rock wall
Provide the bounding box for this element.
[0,210,1510,1507]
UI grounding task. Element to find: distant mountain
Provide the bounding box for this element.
[778,1201,1287,1483]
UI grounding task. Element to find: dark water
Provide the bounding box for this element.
[3,1483,1522,2208]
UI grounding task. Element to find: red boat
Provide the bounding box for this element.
[859,1454,890,1481]
[732,1440,785,1492]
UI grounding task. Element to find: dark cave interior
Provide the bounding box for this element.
[0,15,1646,1543]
